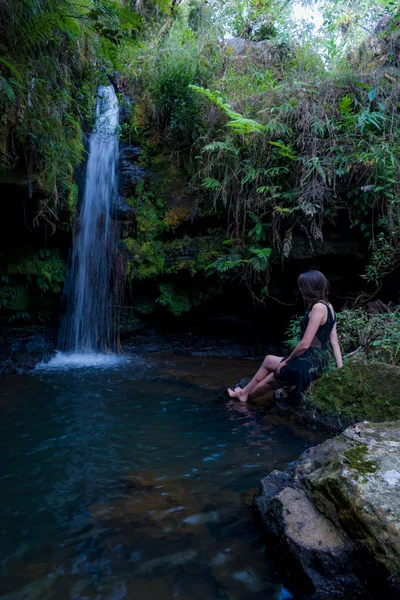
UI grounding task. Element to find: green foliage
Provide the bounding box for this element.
[125,239,166,279]
[248,246,272,272]
[337,307,400,365]
[190,85,266,135]
[0,0,145,230]
[284,306,400,367]
[117,0,400,307]
[0,276,21,310]
[206,251,247,277]
[123,27,219,145]
[284,315,302,349]
[362,313,400,366]
[156,282,192,315]
[336,308,369,354]
[152,35,208,136]
[363,232,400,288]
[0,249,66,322]
[7,249,66,294]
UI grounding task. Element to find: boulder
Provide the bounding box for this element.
[254,421,400,599]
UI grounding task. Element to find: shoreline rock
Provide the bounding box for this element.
[254,421,400,599]
[0,327,57,375]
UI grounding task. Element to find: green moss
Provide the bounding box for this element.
[129,193,165,241]
[66,182,79,218]
[306,360,400,424]
[343,444,377,479]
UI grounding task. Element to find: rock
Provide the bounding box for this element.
[113,194,133,220]
[119,161,146,197]
[120,145,141,161]
[254,421,400,599]
[0,328,57,375]
[118,145,146,198]
[265,487,361,597]
[290,233,365,260]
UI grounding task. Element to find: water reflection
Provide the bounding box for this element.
[0,357,322,599]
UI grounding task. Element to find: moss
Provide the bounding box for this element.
[194,236,223,271]
[343,444,377,479]
[67,182,79,218]
[305,360,400,424]
[128,194,165,241]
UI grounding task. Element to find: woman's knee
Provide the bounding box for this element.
[263,355,274,369]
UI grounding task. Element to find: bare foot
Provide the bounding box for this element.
[227,387,249,402]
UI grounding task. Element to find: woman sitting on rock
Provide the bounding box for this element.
[228,270,343,404]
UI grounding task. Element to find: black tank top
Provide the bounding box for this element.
[300,301,336,349]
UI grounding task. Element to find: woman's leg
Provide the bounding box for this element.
[228,355,283,401]
[231,372,279,403]
[248,372,280,401]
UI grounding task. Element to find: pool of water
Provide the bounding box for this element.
[0,354,324,600]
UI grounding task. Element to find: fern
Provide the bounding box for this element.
[202,141,239,157]
[190,85,265,134]
[0,75,15,102]
[248,247,272,272]
[202,177,221,191]
[338,94,354,117]
[0,57,22,81]
[206,252,247,277]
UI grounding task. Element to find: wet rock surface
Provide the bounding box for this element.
[0,327,57,375]
[254,421,400,599]
[118,144,146,197]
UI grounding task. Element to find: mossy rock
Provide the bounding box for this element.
[306,359,400,424]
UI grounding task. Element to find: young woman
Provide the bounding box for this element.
[228,270,343,404]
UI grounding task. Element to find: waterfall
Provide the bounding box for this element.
[58,85,120,354]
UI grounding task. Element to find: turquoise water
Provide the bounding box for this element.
[0,355,322,599]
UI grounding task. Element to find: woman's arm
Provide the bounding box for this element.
[276,304,326,374]
[329,322,343,368]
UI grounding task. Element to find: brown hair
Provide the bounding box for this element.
[298,270,330,307]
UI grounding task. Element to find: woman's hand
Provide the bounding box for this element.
[276,360,288,376]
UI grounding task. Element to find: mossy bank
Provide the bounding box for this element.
[272,359,400,433]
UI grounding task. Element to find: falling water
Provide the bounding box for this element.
[58,85,120,355]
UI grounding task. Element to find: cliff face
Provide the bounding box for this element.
[254,421,400,599]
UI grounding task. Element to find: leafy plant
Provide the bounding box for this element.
[248,246,272,272]
[156,282,192,315]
